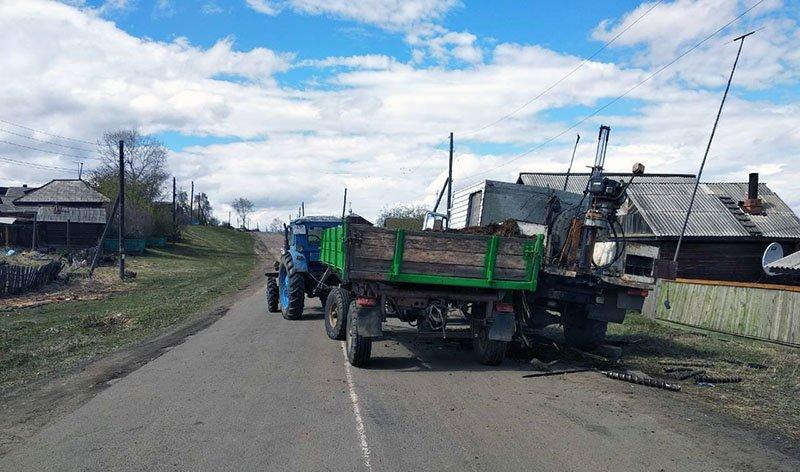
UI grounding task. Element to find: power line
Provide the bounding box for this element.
[0,118,96,145]
[0,126,97,154]
[0,138,100,161]
[0,155,78,173]
[461,0,663,138]
[457,0,765,188]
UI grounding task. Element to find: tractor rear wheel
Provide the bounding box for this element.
[279,260,305,320]
[345,301,372,367]
[324,288,350,340]
[266,278,279,313]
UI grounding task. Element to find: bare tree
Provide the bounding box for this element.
[92,129,169,202]
[267,217,284,233]
[194,192,214,225]
[232,197,254,229]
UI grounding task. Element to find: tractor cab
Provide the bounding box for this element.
[284,216,343,273]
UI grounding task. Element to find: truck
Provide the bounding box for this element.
[317,125,666,367]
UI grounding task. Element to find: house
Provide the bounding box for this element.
[452,172,800,283]
[0,179,110,249]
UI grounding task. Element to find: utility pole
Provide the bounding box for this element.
[673,31,754,266]
[563,134,580,191]
[31,211,37,251]
[228,211,231,226]
[118,140,125,280]
[66,219,70,253]
[301,202,305,217]
[171,177,176,243]
[78,162,83,180]
[341,188,347,219]
[446,132,453,228]
[190,181,194,225]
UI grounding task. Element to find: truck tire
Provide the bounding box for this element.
[471,319,507,366]
[324,288,349,340]
[563,307,608,350]
[279,261,305,320]
[469,303,507,366]
[266,278,279,313]
[345,301,372,367]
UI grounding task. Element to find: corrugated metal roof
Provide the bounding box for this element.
[626,182,800,239]
[517,172,696,193]
[766,251,800,271]
[36,206,106,224]
[14,180,109,204]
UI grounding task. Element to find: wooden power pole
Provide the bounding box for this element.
[118,140,125,280]
[190,181,194,225]
[171,177,176,243]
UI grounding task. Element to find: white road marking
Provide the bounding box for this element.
[340,343,373,471]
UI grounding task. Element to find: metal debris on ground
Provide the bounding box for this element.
[665,369,706,381]
[602,371,682,392]
[657,360,714,368]
[523,368,592,378]
[694,374,743,384]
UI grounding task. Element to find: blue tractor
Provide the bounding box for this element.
[265,216,343,319]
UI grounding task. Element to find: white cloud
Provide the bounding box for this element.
[245,0,280,16]
[2,0,799,227]
[248,0,459,31]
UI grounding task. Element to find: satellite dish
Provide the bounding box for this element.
[762,242,784,276]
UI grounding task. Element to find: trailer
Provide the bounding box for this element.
[318,222,544,367]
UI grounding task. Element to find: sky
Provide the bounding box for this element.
[0,0,798,228]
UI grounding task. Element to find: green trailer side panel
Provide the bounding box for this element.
[321,225,346,275]
[321,225,544,292]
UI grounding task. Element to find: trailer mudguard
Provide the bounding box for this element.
[488,313,516,341]
[355,305,383,338]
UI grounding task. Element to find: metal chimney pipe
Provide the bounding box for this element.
[748,172,759,200]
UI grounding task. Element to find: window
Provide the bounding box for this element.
[307,226,324,246]
[466,191,482,227]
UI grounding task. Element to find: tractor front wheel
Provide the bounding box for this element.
[266,278,279,313]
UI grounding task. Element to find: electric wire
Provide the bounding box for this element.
[0,118,96,145]
[0,138,100,162]
[0,155,78,173]
[460,0,663,138]
[456,0,766,189]
[0,126,97,154]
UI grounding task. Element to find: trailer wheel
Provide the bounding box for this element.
[471,319,507,366]
[563,306,607,350]
[279,261,305,320]
[346,301,372,367]
[324,288,349,340]
[266,278,279,313]
[470,303,506,366]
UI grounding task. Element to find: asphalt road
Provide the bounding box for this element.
[2,287,797,471]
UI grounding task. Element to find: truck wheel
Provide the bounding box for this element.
[563,312,608,350]
[266,278,279,313]
[279,262,305,320]
[471,318,507,366]
[346,301,372,367]
[324,288,349,340]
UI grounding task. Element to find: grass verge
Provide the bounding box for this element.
[0,226,255,392]
[608,313,800,440]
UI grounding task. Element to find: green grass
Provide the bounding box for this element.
[0,226,255,392]
[609,313,800,440]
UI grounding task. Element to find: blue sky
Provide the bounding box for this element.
[0,0,798,224]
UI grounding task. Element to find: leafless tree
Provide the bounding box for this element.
[267,217,284,233]
[92,129,169,202]
[232,197,254,229]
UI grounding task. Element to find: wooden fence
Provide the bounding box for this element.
[0,261,63,296]
[643,279,800,347]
